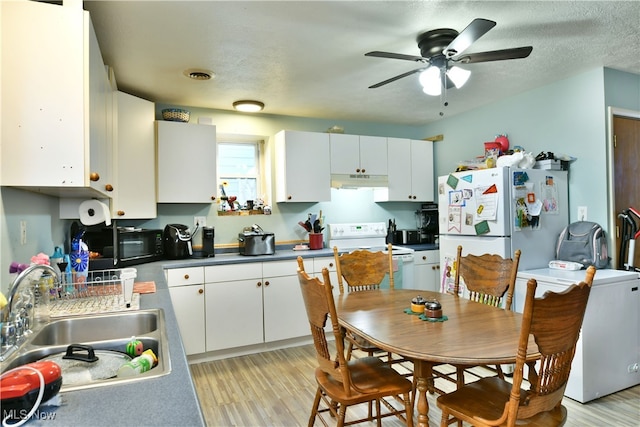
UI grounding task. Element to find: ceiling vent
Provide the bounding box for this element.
[183,69,214,80]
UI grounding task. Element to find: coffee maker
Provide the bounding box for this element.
[416,203,439,244]
[202,226,215,257]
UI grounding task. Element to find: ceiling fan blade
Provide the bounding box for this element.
[455,46,533,64]
[444,18,496,57]
[365,51,426,62]
[368,68,425,89]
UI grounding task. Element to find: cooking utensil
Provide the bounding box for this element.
[298,221,311,232]
[42,344,131,386]
[304,214,313,233]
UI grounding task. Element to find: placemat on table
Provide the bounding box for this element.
[133,281,156,294]
[404,308,448,322]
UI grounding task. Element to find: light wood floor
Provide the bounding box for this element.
[191,344,640,426]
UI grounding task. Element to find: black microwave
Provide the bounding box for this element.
[83,226,164,269]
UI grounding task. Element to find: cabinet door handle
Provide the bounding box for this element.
[257,281,262,287]
[264,281,270,287]
[198,288,204,294]
[89,172,100,182]
[105,184,114,192]
[116,210,125,217]
[422,256,427,261]
[210,196,216,201]
[361,168,365,173]
[184,274,190,280]
[329,262,334,267]
[356,168,361,173]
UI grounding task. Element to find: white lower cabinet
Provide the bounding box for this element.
[206,279,264,351]
[166,267,206,355]
[167,260,309,356]
[414,250,441,292]
[203,262,263,351]
[262,260,309,342]
[168,285,206,355]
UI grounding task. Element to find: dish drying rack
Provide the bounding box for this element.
[48,268,139,317]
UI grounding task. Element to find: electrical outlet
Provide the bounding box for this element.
[578,206,587,221]
[20,220,27,245]
[194,216,206,227]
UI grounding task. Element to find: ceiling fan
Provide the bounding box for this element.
[365,18,533,95]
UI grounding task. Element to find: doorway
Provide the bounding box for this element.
[608,108,640,270]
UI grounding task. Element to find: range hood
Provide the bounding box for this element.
[330,173,388,189]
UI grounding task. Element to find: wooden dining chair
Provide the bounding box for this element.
[296,257,414,427]
[431,245,522,392]
[333,244,395,361]
[436,266,595,427]
[437,266,596,427]
[453,245,521,311]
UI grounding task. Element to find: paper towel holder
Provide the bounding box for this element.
[79,199,111,226]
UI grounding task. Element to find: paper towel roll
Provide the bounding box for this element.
[79,199,111,226]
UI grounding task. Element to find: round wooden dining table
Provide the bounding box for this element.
[335,289,540,427]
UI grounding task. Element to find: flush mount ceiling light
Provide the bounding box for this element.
[183,68,214,80]
[233,100,265,113]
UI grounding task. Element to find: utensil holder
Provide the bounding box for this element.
[309,233,323,250]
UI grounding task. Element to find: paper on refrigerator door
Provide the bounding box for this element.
[474,185,499,220]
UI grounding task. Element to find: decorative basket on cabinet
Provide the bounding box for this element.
[162,108,190,123]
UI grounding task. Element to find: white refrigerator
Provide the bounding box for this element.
[514,268,640,402]
[438,167,569,294]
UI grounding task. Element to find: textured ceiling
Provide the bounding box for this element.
[84,1,640,126]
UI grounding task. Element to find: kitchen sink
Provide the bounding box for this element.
[30,310,159,346]
[1,309,171,392]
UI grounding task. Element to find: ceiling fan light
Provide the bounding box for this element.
[447,66,471,89]
[419,67,441,96]
[233,100,265,113]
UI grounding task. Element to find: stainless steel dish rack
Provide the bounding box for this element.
[48,268,139,316]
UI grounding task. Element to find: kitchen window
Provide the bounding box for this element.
[217,137,265,212]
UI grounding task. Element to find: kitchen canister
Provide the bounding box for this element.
[309,233,323,250]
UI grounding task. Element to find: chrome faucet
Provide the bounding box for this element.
[1,264,59,360]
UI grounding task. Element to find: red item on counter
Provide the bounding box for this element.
[1,361,62,413]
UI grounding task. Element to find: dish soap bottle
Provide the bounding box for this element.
[117,349,158,377]
[70,231,89,287]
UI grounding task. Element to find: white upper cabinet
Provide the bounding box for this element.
[330,134,387,176]
[1,1,114,198]
[113,92,156,218]
[275,130,331,202]
[376,138,434,202]
[156,121,217,203]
